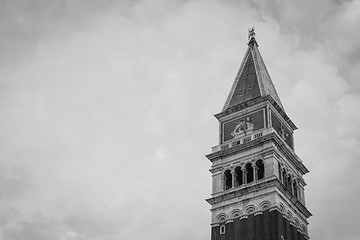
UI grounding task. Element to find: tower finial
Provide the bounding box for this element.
[247,27,258,46]
[248,27,255,40]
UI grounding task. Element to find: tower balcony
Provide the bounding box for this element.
[211,128,276,153]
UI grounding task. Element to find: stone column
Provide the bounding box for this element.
[222,173,225,191]
[253,164,258,181]
[242,169,247,184]
[299,185,306,205]
[232,170,236,188]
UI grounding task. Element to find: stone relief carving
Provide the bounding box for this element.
[231,117,254,138]
[280,124,289,141]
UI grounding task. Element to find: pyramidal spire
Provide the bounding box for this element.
[222,27,284,112]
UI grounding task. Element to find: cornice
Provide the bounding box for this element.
[215,96,267,120]
[206,132,309,175]
[206,178,312,219]
[215,96,297,131]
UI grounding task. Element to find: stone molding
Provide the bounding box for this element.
[254,211,263,216]
[208,178,311,220]
[212,194,309,232]
[206,132,308,175]
[214,208,307,234]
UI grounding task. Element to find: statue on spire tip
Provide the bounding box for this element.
[248,27,255,40]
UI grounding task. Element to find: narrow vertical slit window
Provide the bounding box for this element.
[220,225,225,234]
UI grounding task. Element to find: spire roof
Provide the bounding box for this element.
[222,28,284,112]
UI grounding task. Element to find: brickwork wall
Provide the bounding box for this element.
[211,210,307,240]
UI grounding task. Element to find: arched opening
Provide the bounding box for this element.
[293,181,298,199]
[278,163,282,181]
[234,166,243,187]
[245,163,254,183]
[256,160,265,180]
[220,225,225,234]
[287,175,292,193]
[282,169,287,187]
[224,170,232,190]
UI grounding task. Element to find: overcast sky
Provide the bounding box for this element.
[0,0,360,239]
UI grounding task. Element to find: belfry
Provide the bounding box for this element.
[206,28,311,240]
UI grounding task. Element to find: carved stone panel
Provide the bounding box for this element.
[271,111,294,150]
[222,109,265,143]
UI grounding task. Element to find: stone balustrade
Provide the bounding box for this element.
[212,129,275,153]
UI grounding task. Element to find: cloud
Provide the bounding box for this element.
[0,165,33,201]
[0,0,360,240]
[2,213,59,240]
[62,208,128,239]
[0,0,136,66]
[249,0,360,89]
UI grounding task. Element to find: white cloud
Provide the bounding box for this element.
[0,0,359,240]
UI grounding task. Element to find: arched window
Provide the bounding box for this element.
[245,163,254,183]
[256,160,265,180]
[293,181,298,199]
[220,225,225,234]
[278,163,282,181]
[234,166,243,187]
[287,175,292,193]
[282,169,287,187]
[224,170,232,190]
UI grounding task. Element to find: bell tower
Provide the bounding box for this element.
[206,28,311,240]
